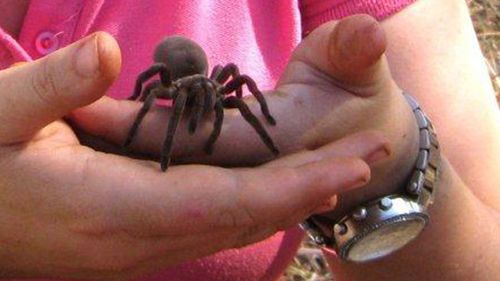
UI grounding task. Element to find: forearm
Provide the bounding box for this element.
[381,0,500,208]
[328,158,500,281]
[327,3,500,277]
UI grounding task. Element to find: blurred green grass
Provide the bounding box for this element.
[283,1,499,280]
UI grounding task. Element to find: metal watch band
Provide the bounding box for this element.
[300,93,441,260]
[403,94,440,204]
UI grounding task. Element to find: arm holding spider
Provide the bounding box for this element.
[326,1,500,279]
[73,1,500,279]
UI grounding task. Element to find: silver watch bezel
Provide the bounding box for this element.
[334,195,429,262]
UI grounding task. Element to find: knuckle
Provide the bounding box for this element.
[29,59,65,109]
[78,150,96,187]
[60,147,95,188]
[212,172,260,228]
[213,208,240,228]
[214,204,258,229]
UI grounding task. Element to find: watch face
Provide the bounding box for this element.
[346,216,426,262]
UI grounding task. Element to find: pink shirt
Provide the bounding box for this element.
[0,1,415,280]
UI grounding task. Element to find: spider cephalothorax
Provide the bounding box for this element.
[125,36,279,171]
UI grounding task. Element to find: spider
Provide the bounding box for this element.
[124,36,279,171]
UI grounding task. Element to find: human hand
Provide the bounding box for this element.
[272,15,420,218]
[0,32,390,279]
[71,15,418,219]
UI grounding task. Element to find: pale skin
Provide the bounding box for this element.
[0,1,499,281]
[0,2,388,280]
[0,31,389,279]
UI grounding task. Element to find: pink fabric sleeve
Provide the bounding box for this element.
[300,0,417,35]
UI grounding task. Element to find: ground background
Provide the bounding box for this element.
[282,1,499,280]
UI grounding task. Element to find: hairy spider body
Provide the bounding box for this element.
[125,36,279,171]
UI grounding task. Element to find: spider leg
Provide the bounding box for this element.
[139,80,161,101]
[222,75,276,125]
[203,82,215,113]
[124,91,158,147]
[128,63,172,100]
[216,63,242,98]
[223,96,279,156]
[161,88,188,171]
[188,83,205,134]
[209,64,223,80]
[204,99,224,155]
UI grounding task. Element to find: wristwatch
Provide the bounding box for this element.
[301,93,441,263]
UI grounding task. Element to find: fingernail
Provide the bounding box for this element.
[341,166,370,192]
[362,20,385,49]
[348,175,370,190]
[75,35,100,78]
[365,144,391,165]
[312,196,337,214]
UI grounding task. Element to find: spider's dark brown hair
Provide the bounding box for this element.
[125,36,279,171]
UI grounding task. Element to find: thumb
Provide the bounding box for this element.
[0,32,121,144]
[284,14,393,97]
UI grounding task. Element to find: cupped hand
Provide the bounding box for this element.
[71,15,419,218]
[0,32,389,279]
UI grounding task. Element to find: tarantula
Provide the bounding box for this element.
[124,36,279,171]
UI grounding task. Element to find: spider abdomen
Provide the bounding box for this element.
[154,36,208,80]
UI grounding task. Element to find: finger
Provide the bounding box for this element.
[0,32,121,144]
[46,149,369,237]
[279,14,394,96]
[70,96,230,162]
[69,16,395,164]
[69,96,175,153]
[151,158,369,235]
[226,157,370,231]
[264,130,391,169]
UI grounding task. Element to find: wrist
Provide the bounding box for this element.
[322,90,420,220]
[326,160,500,280]
[304,92,443,262]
